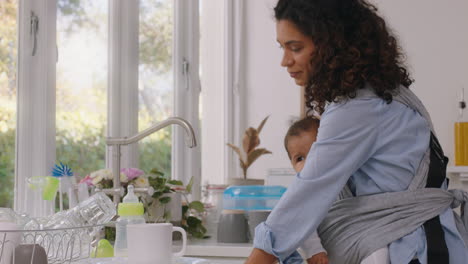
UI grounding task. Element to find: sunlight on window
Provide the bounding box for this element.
[0,0,18,208]
[138,0,174,177]
[56,0,108,180]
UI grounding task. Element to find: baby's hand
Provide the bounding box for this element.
[306,252,329,264]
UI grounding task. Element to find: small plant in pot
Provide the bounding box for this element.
[144,168,208,239]
[227,116,272,185]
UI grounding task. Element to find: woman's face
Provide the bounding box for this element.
[276,20,316,86]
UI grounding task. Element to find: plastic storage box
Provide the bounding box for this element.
[222,185,287,211]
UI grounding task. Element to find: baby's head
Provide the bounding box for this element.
[284,116,320,173]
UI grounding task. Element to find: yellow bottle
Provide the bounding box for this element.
[454,88,468,165]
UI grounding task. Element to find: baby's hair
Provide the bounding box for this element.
[284,116,320,159]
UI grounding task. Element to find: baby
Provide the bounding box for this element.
[284,116,328,264]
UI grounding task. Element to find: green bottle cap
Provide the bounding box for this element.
[118,185,144,216]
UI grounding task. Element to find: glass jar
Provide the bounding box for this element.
[201,184,228,239]
[42,192,116,229]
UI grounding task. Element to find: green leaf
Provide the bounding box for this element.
[162,211,171,222]
[187,216,201,226]
[149,177,167,191]
[185,176,194,194]
[192,231,205,239]
[159,196,171,204]
[163,186,172,193]
[189,201,205,212]
[152,191,163,199]
[168,180,183,186]
[200,225,207,233]
[150,168,165,177]
[187,225,198,233]
[182,205,189,216]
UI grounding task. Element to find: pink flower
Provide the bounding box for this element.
[120,168,144,181]
[79,174,93,186]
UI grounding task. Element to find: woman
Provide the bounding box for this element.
[246,0,468,263]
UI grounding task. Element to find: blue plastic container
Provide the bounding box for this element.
[222,185,287,211]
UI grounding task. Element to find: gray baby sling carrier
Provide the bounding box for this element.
[317,87,468,264]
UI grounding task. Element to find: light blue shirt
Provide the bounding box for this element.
[254,92,468,263]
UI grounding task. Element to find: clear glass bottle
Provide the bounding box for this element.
[114,185,146,257]
[201,184,227,239]
[455,88,468,165]
[40,191,116,229]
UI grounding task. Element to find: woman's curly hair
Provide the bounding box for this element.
[274,0,413,114]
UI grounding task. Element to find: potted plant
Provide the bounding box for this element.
[227,116,272,185]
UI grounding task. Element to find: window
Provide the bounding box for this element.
[0,0,18,208]
[14,0,201,212]
[199,0,245,185]
[56,0,108,179]
[138,0,173,177]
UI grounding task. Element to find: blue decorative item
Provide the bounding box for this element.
[51,162,75,211]
[52,162,73,177]
[223,185,287,211]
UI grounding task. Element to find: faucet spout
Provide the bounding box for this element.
[104,117,197,204]
[106,117,197,147]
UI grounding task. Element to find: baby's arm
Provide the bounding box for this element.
[300,231,329,264]
[306,252,328,264]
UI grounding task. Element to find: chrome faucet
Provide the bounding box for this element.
[103,117,197,204]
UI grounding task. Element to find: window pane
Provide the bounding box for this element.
[56,0,108,179]
[138,0,174,177]
[0,0,18,208]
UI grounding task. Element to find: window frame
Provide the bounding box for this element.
[173,0,202,199]
[14,0,201,212]
[15,0,58,213]
[199,0,245,184]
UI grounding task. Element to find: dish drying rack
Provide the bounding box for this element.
[0,223,107,264]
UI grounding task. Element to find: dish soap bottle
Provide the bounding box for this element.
[114,185,146,257]
[455,88,468,165]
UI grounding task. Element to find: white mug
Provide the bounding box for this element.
[127,223,187,264]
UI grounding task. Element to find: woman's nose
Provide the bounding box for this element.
[281,52,293,67]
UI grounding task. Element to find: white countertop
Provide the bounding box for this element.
[201,257,245,264]
[181,237,252,258]
[75,238,249,264]
[76,256,245,264]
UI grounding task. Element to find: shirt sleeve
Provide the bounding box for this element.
[253,99,381,261]
[300,231,326,259]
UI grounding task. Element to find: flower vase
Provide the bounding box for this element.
[145,192,182,224]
